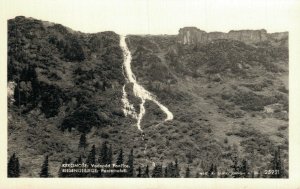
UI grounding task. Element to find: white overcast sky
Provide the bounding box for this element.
[1,0,299,34]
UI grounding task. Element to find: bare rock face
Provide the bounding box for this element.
[269,32,289,40]
[178,27,206,45]
[227,29,267,43]
[178,27,288,45]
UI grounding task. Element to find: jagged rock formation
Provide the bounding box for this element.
[178,27,288,45]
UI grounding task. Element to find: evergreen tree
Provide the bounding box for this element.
[143,165,149,178]
[67,158,72,164]
[107,144,113,165]
[152,164,163,178]
[174,159,180,178]
[213,164,218,178]
[103,144,113,177]
[86,145,96,165]
[7,153,15,177]
[185,166,190,178]
[271,146,284,178]
[99,141,108,164]
[241,159,249,178]
[40,155,49,178]
[127,149,134,177]
[8,153,20,177]
[231,156,240,178]
[77,156,83,164]
[195,172,200,178]
[116,148,123,165]
[166,162,173,177]
[86,145,96,177]
[115,148,124,177]
[15,156,20,177]
[164,166,168,177]
[137,166,142,177]
[208,163,214,178]
[165,161,183,178]
[78,133,87,149]
[170,162,177,177]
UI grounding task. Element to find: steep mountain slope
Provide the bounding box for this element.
[7,16,139,177]
[8,17,288,177]
[126,31,288,176]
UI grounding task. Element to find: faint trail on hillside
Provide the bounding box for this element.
[150,39,179,81]
[120,35,174,132]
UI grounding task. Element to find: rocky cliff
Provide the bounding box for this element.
[178,27,288,45]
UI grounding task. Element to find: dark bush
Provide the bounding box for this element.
[60,105,101,133]
[230,90,277,111]
[63,36,85,62]
[101,132,109,139]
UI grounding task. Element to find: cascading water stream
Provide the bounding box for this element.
[120,35,173,132]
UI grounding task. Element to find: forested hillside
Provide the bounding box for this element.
[126,31,288,177]
[8,17,288,178]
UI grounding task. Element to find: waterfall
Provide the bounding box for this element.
[120,35,173,131]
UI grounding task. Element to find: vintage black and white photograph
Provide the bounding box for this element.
[2,0,300,187]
